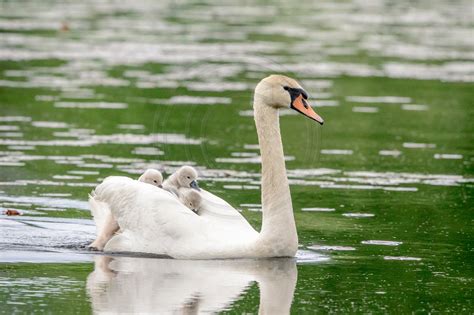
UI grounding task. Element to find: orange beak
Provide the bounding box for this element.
[290,94,324,125]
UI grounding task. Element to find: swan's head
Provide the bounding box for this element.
[179,189,202,213]
[138,169,163,188]
[177,166,200,191]
[254,74,324,124]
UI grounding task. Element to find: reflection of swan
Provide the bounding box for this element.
[86,255,297,314]
[92,75,324,258]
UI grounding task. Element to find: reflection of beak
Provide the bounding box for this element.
[290,94,324,125]
[190,180,200,191]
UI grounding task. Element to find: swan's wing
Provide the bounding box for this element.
[96,176,200,252]
[199,189,257,232]
[95,176,259,257]
[88,192,111,236]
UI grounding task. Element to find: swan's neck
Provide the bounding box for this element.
[254,101,298,255]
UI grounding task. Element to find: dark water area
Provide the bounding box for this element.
[0,0,473,313]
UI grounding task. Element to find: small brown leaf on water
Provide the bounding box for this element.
[4,209,21,216]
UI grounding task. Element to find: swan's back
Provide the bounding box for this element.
[94,176,259,258]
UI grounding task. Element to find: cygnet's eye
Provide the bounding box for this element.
[187,176,190,179]
[153,180,157,183]
[283,86,289,91]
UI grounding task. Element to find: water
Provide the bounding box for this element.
[0,0,473,313]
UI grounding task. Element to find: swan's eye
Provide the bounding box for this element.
[187,176,190,179]
[283,86,289,91]
[153,180,157,183]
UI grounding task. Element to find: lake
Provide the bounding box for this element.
[0,0,473,313]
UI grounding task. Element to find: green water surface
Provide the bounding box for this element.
[0,0,473,313]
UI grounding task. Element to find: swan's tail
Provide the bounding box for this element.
[89,191,112,236]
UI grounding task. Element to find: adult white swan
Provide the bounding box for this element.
[92,75,324,259]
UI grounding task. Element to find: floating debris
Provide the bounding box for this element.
[4,209,21,216]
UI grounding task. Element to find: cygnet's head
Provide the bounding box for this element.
[138,169,163,188]
[254,74,324,124]
[176,166,200,191]
[179,189,202,213]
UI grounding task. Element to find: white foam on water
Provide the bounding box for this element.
[315,100,339,107]
[154,96,232,105]
[384,256,422,261]
[40,193,72,197]
[185,81,249,91]
[379,150,402,157]
[31,121,69,128]
[352,106,379,113]
[231,152,259,157]
[401,104,429,111]
[434,154,463,160]
[246,208,261,212]
[361,240,403,246]
[118,124,145,130]
[67,170,99,176]
[243,144,260,150]
[403,142,436,149]
[321,149,353,155]
[239,110,254,117]
[296,250,330,264]
[288,168,340,177]
[132,147,164,156]
[0,132,23,137]
[0,125,20,131]
[0,116,31,122]
[343,213,375,218]
[0,162,24,166]
[301,207,335,212]
[52,175,83,180]
[0,132,202,146]
[55,102,128,109]
[308,245,356,251]
[383,187,418,192]
[223,185,259,190]
[0,195,89,210]
[36,95,59,101]
[7,145,35,150]
[346,96,411,103]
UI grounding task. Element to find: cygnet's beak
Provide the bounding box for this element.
[158,184,163,188]
[290,94,324,125]
[190,180,200,191]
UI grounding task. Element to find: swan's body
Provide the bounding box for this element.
[89,169,163,250]
[90,75,323,259]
